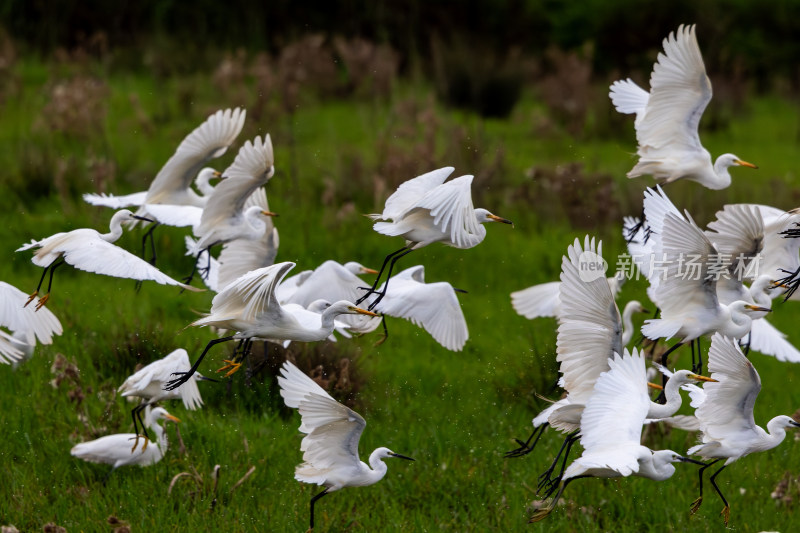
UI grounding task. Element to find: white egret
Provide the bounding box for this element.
[609,25,756,189]
[118,348,205,450]
[0,281,62,364]
[358,166,512,310]
[367,265,469,351]
[83,108,245,209]
[638,187,770,371]
[70,406,180,478]
[530,350,704,522]
[687,334,800,525]
[165,262,378,390]
[277,361,413,530]
[16,209,200,309]
[187,135,277,283]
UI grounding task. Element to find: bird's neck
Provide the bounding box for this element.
[621,306,635,347]
[367,450,390,481]
[647,380,683,419]
[101,219,125,243]
[150,422,169,451]
[711,157,733,189]
[763,418,790,450]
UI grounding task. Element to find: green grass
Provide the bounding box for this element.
[2,58,800,532]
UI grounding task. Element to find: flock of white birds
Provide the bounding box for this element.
[3,23,800,529]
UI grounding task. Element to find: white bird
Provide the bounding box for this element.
[0,281,62,364]
[118,348,204,449]
[510,273,625,321]
[686,333,800,525]
[610,25,757,189]
[506,237,711,491]
[367,265,469,351]
[165,262,378,390]
[70,406,180,476]
[83,108,245,210]
[638,187,770,370]
[358,166,512,310]
[277,360,413,530]
[529,349,703,522]
[16,209,200,309]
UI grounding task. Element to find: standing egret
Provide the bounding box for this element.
[530,350,703,522]
[188,135,277,283]
[358,167,512,310]
[165,262,378,390]
[70,407,180,479]
[0,281,62,363]
[610,25,756,189]
[17,209,200,309]
[687,334,800,525]
[277,361,414,530]
[118,348,205,450]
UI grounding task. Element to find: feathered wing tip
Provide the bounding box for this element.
[277,360,332,409]
[609,78,649,115]
[16,239,41,252]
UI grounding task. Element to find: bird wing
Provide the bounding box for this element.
[278,362,365,471]
[195,135,275,236]
[635,25,711,154]
[609,78,650,116]
[556,236,623,405]
[83,191,147,209]
[0,330,24,364]
[0,281,63,345]
[288,261,366,308]
[172,349,204,410]
[145,204,203,228]
[757,208,800,282]
[415,174,480,249]
[48,231,200,290]
[579,350,650,456]
[694,334,761,442]
[748,318,800,363]
[209,261,295,323]
[705,204,764,276]
[510,281,562,320]
[145,108,246,204]
[373,277,468,351]
[378,167,455,220]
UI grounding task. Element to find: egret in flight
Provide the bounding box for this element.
[17,209,200,309]
[687,334,800,526]
[610,25,756,189]
[278,361,414,530]
[0,281,62,364]
[358,166,512,310]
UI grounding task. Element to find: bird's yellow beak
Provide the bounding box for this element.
[487,214,514,226]
[360,267,379,275]
[734,159,758,169]
[647,382,663,390]
[213,170,223,178]
[688,374,717,383]
[165,414,181,423]
[260,211,279,217]
[348,306,380,317]
[745,304,772,312]
[771,281,790,288]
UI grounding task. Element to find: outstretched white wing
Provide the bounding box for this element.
[705,204,764,276]
[278,361,365,480]
[83,191,148,209]
[510,281,562,320]
[415,175,480,249]
[635,25,711,155]
[207,261,295,324]
[146,108,246,204]
[0,331,24,364]
[0,281,63,345]
[376,167,455,220]
[748,318,800,363]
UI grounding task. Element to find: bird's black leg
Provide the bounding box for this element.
[537,430,578,495]
[141,222,160,266]
[542,433,581,497]
[24,262,52,307]
[776,266,800,301]
[355,247,409,305]
[309,487,330,530]
[366,248,413,311]
[740,332,751,356]
[166,336,235,390]
[129,401,153,452]
[529,476,586,523]
[690,458,721,515]
[709,463,731,525]
[505,423,548,458]
[374,316,389,346]
[693,337,704,374]
[626,205,646,243]
[31,258,65,311]
[654,341,684,403]
[182,247,209,287]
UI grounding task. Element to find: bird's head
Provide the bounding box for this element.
[343,262,379,276]
[327,301,380,318]
[670,369,717,386]
[474,208,513,227]
[717,153,758,170]
[149,407,181,425]
[376,447,415,461]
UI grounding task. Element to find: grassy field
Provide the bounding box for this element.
[1,56,800,532]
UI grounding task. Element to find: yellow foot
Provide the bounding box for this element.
[373,334,387,347]
[23,291,38,308]
[721,505,730,526]
[216,359,242,377]
[690,496,703,515]
[34,293,50,311]
[528,506,554,523]
[130,434,150,453]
